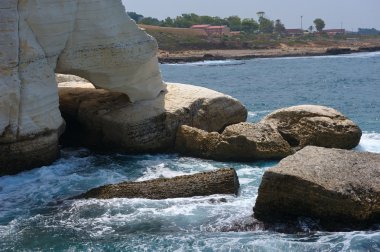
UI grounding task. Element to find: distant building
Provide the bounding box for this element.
[191,24,231,36]
[190,24,211,30]
[206,26,231,36]
[285,29,304,36]
[324,29,345,36]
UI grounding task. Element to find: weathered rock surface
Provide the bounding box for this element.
[175,105,361,162]
[222,123,293,159]
[58,82,247,151]
[0,130,63,175]
[0,1,164,174]
[175,123,292,161]
[76,168,240,200]
[254,146,380,229]
[260,105,362,150]
[326,47,352,55]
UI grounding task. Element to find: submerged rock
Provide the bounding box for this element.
[59,81,247,152]
[254,146,380,230]
[175,123,292,161]
[76,168,240,200]
[260,105,362,150]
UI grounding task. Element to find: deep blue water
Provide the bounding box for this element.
[161,52,380,132]
[1,52,380,251]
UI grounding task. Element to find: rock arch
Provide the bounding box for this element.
[0,0,164,174]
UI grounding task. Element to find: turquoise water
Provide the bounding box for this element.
[1,52,380,251]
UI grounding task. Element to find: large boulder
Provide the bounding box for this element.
[175,105,361,162]
[0,0,164,175]
[175,122,292,161]
[58,81,247,152]
[260,105,362,150]
[254,146,380,229]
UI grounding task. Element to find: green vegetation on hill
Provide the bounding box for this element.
[141,24,380,53]
[131,12,380,52]
[129,12,285,35]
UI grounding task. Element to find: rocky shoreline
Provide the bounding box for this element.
[158,46,380,64]
[1,1,379,233]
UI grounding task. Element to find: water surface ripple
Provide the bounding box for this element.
[1,52,380,251]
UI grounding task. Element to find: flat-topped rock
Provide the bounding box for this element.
[175,123,292,161]
[222,122,292,160]
[260,105,362,150]
[254,146,380,229]
[76,168,240,200]
[59,82,247,152]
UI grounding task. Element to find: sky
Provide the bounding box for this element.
[121,0,380,31]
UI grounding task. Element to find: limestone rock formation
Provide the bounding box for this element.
[175,123,292,161]
[222,122,293,159]
[175,105,361,162]
[58,81,247,151]
[76,168,240,200]
[260,105,362,150]
[0,0,164,174]
[175,125,223,159]
[254,146,380,229]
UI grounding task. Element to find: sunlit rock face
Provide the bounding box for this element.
[58,80,248,152]
[0,0,164,175]
[254,146,380,230]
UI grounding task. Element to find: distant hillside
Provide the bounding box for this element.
[139,25,230,51]
[140,25,380,53]
[140,25,281,51]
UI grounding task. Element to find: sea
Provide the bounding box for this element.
[1,52,379,251]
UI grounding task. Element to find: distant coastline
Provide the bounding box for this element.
[158,46,380,64]
[138,24,380,64]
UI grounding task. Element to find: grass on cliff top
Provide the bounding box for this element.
[141,24,280,51]
[140,24,224,51]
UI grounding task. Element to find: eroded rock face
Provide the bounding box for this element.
[223,123,293,159]
[175,123,292,161]
[174,105,361,162]
[17,0,164,102]
[175,125,224,159]
[260,105,362,150]
[58,82,247,152]
[0,0,164,174]
[254,146,380,229]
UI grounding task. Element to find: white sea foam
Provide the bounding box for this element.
[166,60,245,66]
[1,139,379,250]
[135,163,191,181]
[247,110,272,122]
[356,132,380,153]
[135,156,218,181]
[165,51,380,67]
[254,51,380,61]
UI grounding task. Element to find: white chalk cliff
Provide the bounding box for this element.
[0,0,164,174]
